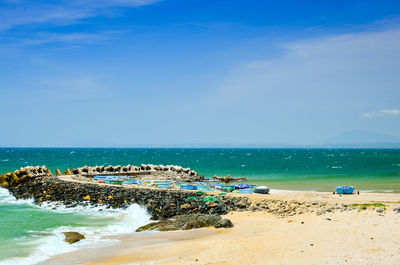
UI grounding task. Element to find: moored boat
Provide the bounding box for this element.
[238,188,253,194]
[157,183,171,188]
[110,181,122,185]
[180,184,197,190]
[336,185,354,194]
[234,183,252,189]
[254,186,269,194]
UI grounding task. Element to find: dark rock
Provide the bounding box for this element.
[63,232,85,244]
[214,218,234,228]
[136,214,233,231]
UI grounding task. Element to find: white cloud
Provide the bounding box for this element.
[0,0,160,30]
[20,30,122,45]
[216,26,400,110]
[363,109,400,118]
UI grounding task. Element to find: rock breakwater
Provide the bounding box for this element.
[1,165,378,221]
[1,165,250,220]
[68,164,203,182]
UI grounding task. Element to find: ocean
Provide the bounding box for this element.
[0,148,399,264]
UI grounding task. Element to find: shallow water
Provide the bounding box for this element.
[0,188,150,265]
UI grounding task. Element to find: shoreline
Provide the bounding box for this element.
[41,189,400,265]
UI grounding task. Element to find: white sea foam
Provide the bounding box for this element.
[0,188,151,265]
[359,189,395,193]
[0,187,35,205]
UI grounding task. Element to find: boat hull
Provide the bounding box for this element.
[336,186,354,194]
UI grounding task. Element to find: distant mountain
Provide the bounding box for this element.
[316,130,400,148]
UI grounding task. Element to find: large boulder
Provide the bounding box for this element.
[214,218,234,228]
[136,214,233,232]
[63,232,85,244]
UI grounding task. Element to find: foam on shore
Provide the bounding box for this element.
[0,188,151,265]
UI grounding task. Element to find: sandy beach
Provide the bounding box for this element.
[42,189,400,265]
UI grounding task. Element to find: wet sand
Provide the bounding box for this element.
[43,189,400,265]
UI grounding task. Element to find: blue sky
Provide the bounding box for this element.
[0,0,399,147]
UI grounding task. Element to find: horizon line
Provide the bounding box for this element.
[1,145,400,149]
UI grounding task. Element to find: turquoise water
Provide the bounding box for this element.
[0,188,150,265]
[0,148,400,264]
[1,148,400,191]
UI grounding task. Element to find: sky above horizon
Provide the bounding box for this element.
[0,0,400,147]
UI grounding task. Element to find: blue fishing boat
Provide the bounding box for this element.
[238,189,253,194]
[234,184,254,189]
[157,183,171,189]
[336,185,354,194]
[123,179,138,185]
[180,185,197,190]
[197,186,214,191]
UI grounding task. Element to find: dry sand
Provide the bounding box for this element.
[43,190,400,265]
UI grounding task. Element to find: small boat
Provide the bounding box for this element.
[140,181,151,185]
[97,179,105,183]
[153,180,165,184]
[254,186,269,194]
[197,185,213,191]
[234,184,252,189]
[110,181,122,185]
[336,185,354,194]
[122,179,137,185]
[238,189,253,194]
[214,185,235,192]
[180,185,197,190]
[157,184,171,189]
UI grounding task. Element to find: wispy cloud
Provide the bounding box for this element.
[216,24,400,111]
[363,109,400,118]
[0,0,160,30]
[20,30,122,45]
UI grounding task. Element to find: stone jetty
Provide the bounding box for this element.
[67,164,202,182]
[1,165,249,220]
[0,165,375,222]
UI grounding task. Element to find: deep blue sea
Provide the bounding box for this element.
[0,148,400,264]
